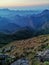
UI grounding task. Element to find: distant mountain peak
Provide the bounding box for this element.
[42,9,49,14]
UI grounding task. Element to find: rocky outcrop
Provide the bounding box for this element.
[11,58,29,65]
[36,49,49,62]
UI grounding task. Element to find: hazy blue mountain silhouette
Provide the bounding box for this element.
[31,9,49,29]
[0,9,49,34]
[0,9,49,45]
[0,17,20,33]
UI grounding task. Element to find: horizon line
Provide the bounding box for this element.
[0,3,49,8]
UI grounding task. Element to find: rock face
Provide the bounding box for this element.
[36,49,49,62]
[11,58,29,65]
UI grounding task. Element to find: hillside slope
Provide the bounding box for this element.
[1,34,49,65]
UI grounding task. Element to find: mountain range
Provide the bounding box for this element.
[0,9,49,33]
[0,9,49,46]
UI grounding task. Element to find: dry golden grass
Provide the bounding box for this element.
[1,34,49,56]
[0,34,49,65]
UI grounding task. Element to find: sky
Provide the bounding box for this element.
[0,0,49,7]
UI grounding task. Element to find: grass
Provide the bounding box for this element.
[0,34,49,65]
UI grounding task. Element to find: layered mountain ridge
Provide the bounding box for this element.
[0,9,49,46]
[0,9,49,33]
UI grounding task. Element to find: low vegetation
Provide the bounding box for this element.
[0,34,49,65]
